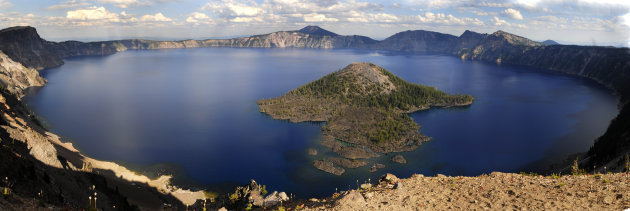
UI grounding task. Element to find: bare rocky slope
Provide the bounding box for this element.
[294,172,630,210]
[0,25,629,210]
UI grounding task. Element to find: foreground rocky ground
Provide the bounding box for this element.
[274,172,630,211]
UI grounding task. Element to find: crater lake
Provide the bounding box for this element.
[23,48,618,197]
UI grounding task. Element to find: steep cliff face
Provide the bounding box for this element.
[453,30,487,53]
[449,30,630,171]
[455,30,630,100]
[0,51,46,98]
[459,30,542,63]
[0,26,63,70]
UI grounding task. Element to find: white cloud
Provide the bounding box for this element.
[200,0,383,24]
[140,13,172,22]
[491,16,509,26]
[47,0,89,10]
[471,10,490,16]
[0,0,13,9]
[202,0,264,17]
[535,15,568,23]
[98,0,152,8]
[491,16,527,28]
[66,7,122,21]
[417,12,484,26]
[501,8,523,20]
[186,12,211,23]
[303,13,338,22]
[231,16,263,22]
[65,7,170,26]
[346,12,399,23]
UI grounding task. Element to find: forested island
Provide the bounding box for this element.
[258,63,473,175]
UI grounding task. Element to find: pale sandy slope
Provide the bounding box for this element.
[303,172,630,210]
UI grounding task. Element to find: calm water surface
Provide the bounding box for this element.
[24,48,618,197]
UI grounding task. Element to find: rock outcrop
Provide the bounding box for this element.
[313,160,345,176]
[0,26,63,70]
[0,51,46,98]
[328,157,369,168]
[391,155,407,164]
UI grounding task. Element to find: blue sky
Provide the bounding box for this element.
[0,0,628,46]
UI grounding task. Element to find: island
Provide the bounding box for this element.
[257,62,473,175]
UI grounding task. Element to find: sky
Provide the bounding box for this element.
[0,0,628,46]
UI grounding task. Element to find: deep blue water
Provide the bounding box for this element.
[23,48,618,198]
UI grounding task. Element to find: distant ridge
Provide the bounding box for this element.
[542,40,560,45]
[297,25,338,37]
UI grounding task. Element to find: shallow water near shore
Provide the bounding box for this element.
[23,48,617,198]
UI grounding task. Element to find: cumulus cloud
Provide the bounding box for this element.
[501,8,523,20]
[140,13,172,22]
[417,12,484,26]
[202,0,264,17]
[491,16,510,26]
[186,12,211,23]
[47,0,89,10]
[199,0,383,24]
[64,7,174,26]
[0,0,12,9]
[66,7,123,21]
[303,13,338,22]
[98,0,152,8]
[490,16,527,28]
[346,11,399,23]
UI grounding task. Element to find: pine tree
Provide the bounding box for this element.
[571,157,579,176]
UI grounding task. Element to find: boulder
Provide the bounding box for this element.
[307,148,318,156]
[335,190,366,208]
[264,191,289,206]
[360,183,372,189]
[368,163,386,172]
[379,173,399,184]
[391,155,407,164]
[248,191,264,207]
[394,182,402,189]
[278,192,289,201]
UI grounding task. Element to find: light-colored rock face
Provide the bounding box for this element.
[338,62,397,95]
[492,30,542,47]
[305,172,630,210]
[0,51,46,98]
